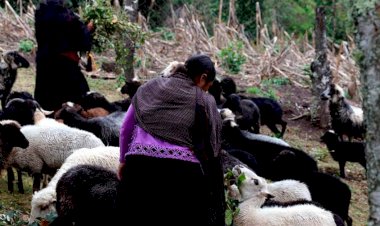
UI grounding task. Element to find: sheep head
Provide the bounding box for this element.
[320,130,339,145]
[231,165,270,202]
[4,98,53,126]
[120,80,142,98]
[220,77,237,98]
[29,186,57,224]
[207,79,223,104]
[0,120,29,168]
[3,51,30,70]
[79,91,110,110]
[320,83,345,103]
[159,61,184,77]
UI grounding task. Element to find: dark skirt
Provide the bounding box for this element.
[117,155,211,226]
[34,55,90,111]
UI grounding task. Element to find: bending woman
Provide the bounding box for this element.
[117,54,225,226]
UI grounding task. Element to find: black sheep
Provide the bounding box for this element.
[120,80,141,98]
[51,164,119,226]
[78,91,126,112]
[320,83,365,141]
[54,105,125,146]
[223,93,261,133]
[320,130,366,178]
[215,77,287,138]
[207,79,223,107]
[0,51,30,109]
[300,171,353,226]
[220,109,318,181]
[225,148,258,173]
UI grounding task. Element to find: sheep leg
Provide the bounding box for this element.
[17,169,24,194]
[279,120,287,137]
[346,215,353,226]
[32,173,42,192]
[266,123,282,138]
[339,161,346,178]
[252,123,260,134]
[7,167,15,193]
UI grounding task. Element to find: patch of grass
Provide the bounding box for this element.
[261,77,290,86]
[154,27,175,41]
[311,147,329,162]
[246,86,278,100]
[246,77,289,100]
[0,171,33,226]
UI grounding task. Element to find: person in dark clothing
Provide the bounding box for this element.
[34,0,92,111]
[117,54,226,226]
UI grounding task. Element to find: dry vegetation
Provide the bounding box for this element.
[0,3,369,226]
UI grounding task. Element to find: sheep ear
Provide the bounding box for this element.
[10,61,18,70]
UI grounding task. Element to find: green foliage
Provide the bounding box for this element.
[247,86,278,100]
[235,0,264,39]
[28,211,58,226]
[224,169,244,226]
[18,39,35,53]
[353,0,376,15]
[82,0,149,74]
[153,27,175,40]
[0,210,28,225]
[116,74,126,87]
[246,77,288,100]
[262,0,316,36]
[225,195,240,226]
[218,41,246,74]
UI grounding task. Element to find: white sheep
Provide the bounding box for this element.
[229,165,311,203]
[28,146,119,224]
[159,61,184,77]
[230,165,338,226]
[0,119,105,193]
[267,179,312,203]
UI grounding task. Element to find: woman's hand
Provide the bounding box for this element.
[117,162,126,180]
[86,20,95,33]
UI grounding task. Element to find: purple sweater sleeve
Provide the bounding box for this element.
[119,104,136,163]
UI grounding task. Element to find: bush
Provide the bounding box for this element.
[18,39,35,53]
[218,41,246,74]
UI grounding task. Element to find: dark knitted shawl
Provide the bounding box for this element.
[132,72,221,157]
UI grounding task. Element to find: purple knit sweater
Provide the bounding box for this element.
[119,105,199,163]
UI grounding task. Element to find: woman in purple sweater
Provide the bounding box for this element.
[117,54,225,226]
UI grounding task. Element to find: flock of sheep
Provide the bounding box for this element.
[0,52,367,225]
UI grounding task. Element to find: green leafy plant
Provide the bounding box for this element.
[0,210,28,226]
[224,169,246,226]
[28,211,58,226]
[218,41,246,74]
[82,0,149,73]
[246,86,278,100]
[18,39,35,53]
[154,27,175,40]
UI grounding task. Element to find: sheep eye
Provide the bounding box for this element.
[253,179,259,185]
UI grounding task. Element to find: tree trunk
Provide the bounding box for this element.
[354,3,380,225]
[123,0,138,81]
[310,6,331,128]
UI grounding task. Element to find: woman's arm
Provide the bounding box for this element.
[118,104,136,179]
